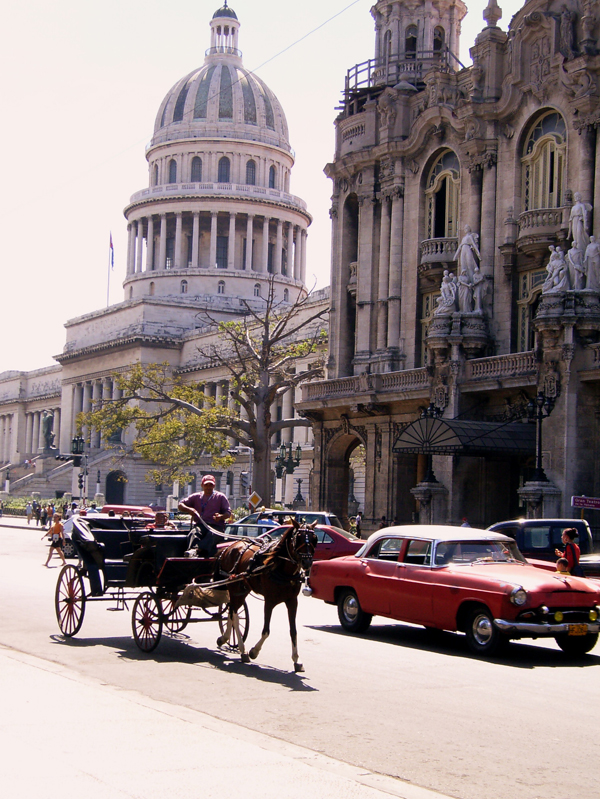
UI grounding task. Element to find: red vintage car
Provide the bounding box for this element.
[307,525,600,657]
[265,524,363,561]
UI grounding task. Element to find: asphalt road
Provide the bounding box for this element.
[1,522,599,799]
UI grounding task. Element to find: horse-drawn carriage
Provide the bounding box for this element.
[55,514,317,671]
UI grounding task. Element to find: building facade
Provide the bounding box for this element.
[0,3,329,511]
[299,0,600,534]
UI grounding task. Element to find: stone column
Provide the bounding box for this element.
[480,158,497,279]
[174,212,183,270]
[101,379,112,446]
[579,126,596,216]
[356,195,376,366]
[159,214,167,270]
[228,212,236,269]
[32,412,40,453]
[274,219,283,274]
[469,165,483,238]
[387,187,404,349]
[377,194,391,351]
[147,216,154,271]
[92,381,102,448]
[294,226,302,280]
[301,229,307,283]
[54,408,61,448]
[25,413,33,455]
[594,127,600,234]
[136,219,144,273]
[191,212,200,269]
[82,382,93,443]
[73,384,84,437]
[261,217,269,272]
[126,223,135,276]
[210,212,218,268]
[245,214,254,271]
[286,222,294,277]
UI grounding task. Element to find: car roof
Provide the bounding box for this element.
[488,518,590,528]
[365,525,514,545]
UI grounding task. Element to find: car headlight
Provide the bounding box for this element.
[510,586,528,606]
[589,609,598,622]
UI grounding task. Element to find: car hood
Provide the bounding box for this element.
[466,562,600,596]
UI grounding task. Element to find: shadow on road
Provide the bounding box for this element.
[306,623,600,669]
[49,633,318,691]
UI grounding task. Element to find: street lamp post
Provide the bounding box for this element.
[526,391,556,482]
[275,442,302,479]
[420,402,444,483]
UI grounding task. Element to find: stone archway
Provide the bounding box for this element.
[105,470,127,505]
[325,432,365,526]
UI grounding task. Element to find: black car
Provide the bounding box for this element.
[487,518,600,578]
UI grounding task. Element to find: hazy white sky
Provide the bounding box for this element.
[0,0,523,372]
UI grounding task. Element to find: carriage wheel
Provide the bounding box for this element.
[55,564,86,637]
[132,592,163,652]
[218,601,250,649]
[161,597,191,634]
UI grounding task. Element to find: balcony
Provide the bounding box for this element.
[464,352,538,386]
[517,207,568,255]
[301,368,429,403]
[128,183,308,213]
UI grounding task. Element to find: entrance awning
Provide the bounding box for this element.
[392,417,536,455]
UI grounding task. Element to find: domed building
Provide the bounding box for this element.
[124,2,309,305]
[0,3,323,509]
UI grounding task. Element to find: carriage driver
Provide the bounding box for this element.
[178,475,231,533]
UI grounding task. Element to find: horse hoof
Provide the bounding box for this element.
[216,636,226,647]
[294,663,305,673]
[249,649,258,660]
[241,653,251,664]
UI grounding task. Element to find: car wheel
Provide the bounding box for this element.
[337,590,372,633]
[554,632,598,656]
[465,606,505,656]
[62,540,77,559]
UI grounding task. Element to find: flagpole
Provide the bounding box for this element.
[107,247,111,307]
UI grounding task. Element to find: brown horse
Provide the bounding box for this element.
[216,520,317,672]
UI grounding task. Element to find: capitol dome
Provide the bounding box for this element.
[151,3,289,153]
[122,3,310,311]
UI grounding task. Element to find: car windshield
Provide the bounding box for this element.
[434,540,526,566]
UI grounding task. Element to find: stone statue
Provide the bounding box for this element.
[41,410,55,450]
[434,270,457,316]
[542,245,561,293]
[567,242,586,290]
[584,235,600,291]
[545,248,570,293]
[454,225,480,281]
[472,266,485,311]
[559,5,576,60]
[457,269,473,313]
[568,192,592,252]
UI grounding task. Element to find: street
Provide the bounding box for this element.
[1,522,599,799]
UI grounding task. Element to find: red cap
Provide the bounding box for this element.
[201,474,216,486]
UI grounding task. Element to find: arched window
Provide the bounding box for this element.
[283,288,289,302]
[405,25,417,59]
[149,282,155,296]
[168,159,177,184]
[246,159,256,185]
[522,111,566,211]
[383,30,392,60]
[217,280,225,295]
[218,156,230,183]
[253,283,261,297]
[153,164,159,186]
[269,165,276,189]
[433,27,445,54]
[425,150,460,239]
[191,156,202,182]
[180,280,188,294]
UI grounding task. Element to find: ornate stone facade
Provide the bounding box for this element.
[300,0,600,534]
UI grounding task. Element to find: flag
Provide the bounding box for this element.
[109,233,114,269]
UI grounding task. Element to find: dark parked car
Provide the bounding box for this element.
[239,509,345,530]
[487,518,600,578]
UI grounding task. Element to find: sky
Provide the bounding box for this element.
[0,0,524,373]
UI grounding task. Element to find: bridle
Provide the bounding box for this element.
[286,526,317,571]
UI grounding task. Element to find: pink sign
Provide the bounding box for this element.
[571,495,600,510]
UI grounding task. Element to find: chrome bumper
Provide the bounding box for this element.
[494,619,600,635]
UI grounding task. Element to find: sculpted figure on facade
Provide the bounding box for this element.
[457,269,473,313]
[559,5,577,60]
[544,247,570,293]
[434,270,457,316]
[542,245,561,293]
[41,410,55,450]
[567,242,586,290]
[568,192,592,251]
[454,225,480,281]
[472,266,485,312]
[584,235,600,291]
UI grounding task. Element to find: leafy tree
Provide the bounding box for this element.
[80,280,327,502]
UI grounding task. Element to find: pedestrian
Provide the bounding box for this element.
[40,504,48,529]
[555,558,570,574]
[26,501,33,524]
[43,513,66,567]
[555,528,584,576]
[378,515,387,529]
[461,517,471,527]
[0,499,3,518]
[355,512,362,539]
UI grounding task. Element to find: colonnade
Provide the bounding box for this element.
[23,408,61,456]
[126,211,307,281]
[0,414,14,462]
[70,378,122,449]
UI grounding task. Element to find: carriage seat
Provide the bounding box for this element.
[140,534,189,564]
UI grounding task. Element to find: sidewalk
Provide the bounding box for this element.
[0,514,36,530]
[0,645,452,799]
